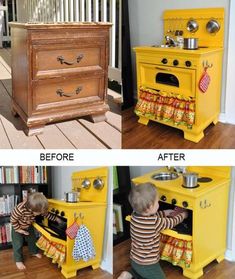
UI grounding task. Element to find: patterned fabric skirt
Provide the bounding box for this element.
[135,87,195,129]
[160,234,193,267]
[36,235,66,266]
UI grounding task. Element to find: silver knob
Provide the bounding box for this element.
[81,178,91,189]
[93,177,104,190]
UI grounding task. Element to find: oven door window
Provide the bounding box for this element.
[139,63,196,98]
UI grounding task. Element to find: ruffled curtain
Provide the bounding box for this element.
[36,235,66,266]
[160,234,193,268]
[135,87,195,129]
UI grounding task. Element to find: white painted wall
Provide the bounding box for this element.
[51,166,113,274]
[128,0,230,116]
[129,166,162,179]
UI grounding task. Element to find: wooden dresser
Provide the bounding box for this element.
[9,22,112,136]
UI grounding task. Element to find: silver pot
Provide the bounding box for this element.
[183,38,198,50]
[182,172,199,188]
[206,19,220,34]
[64,192,79,203]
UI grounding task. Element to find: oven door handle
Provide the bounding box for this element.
[155,66,172,72]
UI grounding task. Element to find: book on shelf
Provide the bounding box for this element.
[113,203,124,233]
[0,223,12,244]
[0,166,48,184]
[0,195,19,215]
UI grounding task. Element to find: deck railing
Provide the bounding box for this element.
[15,0,121,83]
[0,0,16,47]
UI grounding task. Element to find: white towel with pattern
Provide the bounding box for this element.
[72,225,96,262]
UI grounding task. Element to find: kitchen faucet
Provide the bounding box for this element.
[165,35,177,47]
[167,166,187,173]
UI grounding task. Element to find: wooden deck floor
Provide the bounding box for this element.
[122,107,235,149]
[0,48,121,149]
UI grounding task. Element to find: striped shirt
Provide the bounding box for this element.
[130,211,184,265]
[10,200,56,231]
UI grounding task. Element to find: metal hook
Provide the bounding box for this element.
[203,60,213,69]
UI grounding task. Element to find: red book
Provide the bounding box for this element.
[1,226,7,244]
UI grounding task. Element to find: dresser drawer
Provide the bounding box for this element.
[32,41,105,79]
[32,75,105,112]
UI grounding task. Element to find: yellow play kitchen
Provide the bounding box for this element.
[132,166,231,279]
[33,167,108,278]
[134,8,224,142]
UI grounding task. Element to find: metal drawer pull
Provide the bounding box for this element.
[57,54,84,65]
[56,87,83,97]
[155,66,172,72]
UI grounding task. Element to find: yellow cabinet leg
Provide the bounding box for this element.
[92,263,100,269]
[183,268,203,279]
[138,116,149,125]
[213,117,219,125]
[184,131,204,143]
[216,254,225,263]
[61,268,77,279]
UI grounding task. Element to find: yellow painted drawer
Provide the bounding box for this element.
[139,63,196,98]
[32,41,105,79]
[32,74,105,112]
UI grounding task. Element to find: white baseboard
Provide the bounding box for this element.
[101,258,113,274]
[225,249,235,262]
[219,113,235,125]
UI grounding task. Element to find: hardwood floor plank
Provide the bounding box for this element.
[114,239,235,279]
[106,111,122,132]
[122,108,235,149]
[0,48,11,70]
[0,82,43,149]
[79,118,121,149]
[56,120,107,149]
[0,248,112,279]
[0,119,12,148]
[36,124,76,149]
[0,60,11,80]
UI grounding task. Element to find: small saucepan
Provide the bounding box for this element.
[183,38,198,50]
[64,192,79,203]
[182,172,199,188]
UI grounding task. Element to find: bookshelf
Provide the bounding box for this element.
[0,166,52,250]
[113,167,132,245]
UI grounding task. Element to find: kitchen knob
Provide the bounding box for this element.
[182,201,189,208]
[60,211,65,217]
[93,177,104,190]
[171,199,177,205]
[55,209,59,214]
[185,61,192,67]
[51,208,55,212]
[81,178,91,189]
[161,58,168,64]
[160,195,167,202]
[173,60,179,66]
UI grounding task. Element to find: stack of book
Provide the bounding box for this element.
[0,195,19,215]
[0,166,47,184]
[113,203,124,235]
[0,223,12,244]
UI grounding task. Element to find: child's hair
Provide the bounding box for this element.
[26,192,48,214]
[128,182,158,214]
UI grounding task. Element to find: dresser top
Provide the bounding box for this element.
[9,22,112,29]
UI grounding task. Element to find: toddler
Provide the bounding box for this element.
[118,182,188,279]
[10,192,58,270]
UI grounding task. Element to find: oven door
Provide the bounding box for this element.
[139,63,196,98]
[33,222,66,245]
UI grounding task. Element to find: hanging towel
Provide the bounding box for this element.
[72,225,96,262]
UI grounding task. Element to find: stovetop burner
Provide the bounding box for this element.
[198,177,213,183]
[182,184,200,189]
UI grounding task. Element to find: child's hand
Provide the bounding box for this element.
[17,229,29,235]
[56,217,62,224]
[164,209,175,216]
[181,210,188,219]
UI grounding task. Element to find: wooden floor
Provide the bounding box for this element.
[114,239,235,279]
[0,48,121,149]
[122,108,235,149]
[0,247,112,279]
